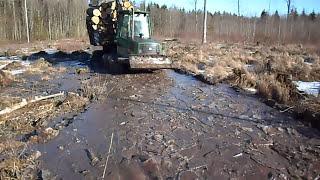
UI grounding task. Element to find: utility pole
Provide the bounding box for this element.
[202,0,207,44]
[237,0,240,16]
[24,0,30,43]
[268,0,271,13]
[194,0,198,32]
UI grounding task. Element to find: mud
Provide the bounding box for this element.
[0,42,319,179]
[35,69,319,179]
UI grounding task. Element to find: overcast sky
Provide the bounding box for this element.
[139,0,320,16]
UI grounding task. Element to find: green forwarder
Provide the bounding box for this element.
[86,0,172,69]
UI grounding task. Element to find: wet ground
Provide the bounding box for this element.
[27,56,320,179]
[0,49,320,179]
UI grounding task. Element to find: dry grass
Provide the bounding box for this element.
[25,58,66,76]
[0,93,88,135]
[256,74,297,104]
[2,61,24,71]
[168,41,319,109]
[168,41,320,129]
[0,145,39,179]
[0,96,21,110]
[0,70,13,87]
[81,75,113,100]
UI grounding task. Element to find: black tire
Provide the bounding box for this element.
[91,50,103,63]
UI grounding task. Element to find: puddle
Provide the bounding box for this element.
[58,61,87,69]
[294,81,320,97]
[44,48,59,55]
[35,98,121,179]
[10,69,27,75]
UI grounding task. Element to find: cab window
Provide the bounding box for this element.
[120,15,130,38]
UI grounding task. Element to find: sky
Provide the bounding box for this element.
[139,0,320,16]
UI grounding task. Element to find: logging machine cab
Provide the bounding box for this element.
[118,11,150,39]
[116,10,164,58]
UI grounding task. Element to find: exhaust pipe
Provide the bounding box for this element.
[131,8,135,40]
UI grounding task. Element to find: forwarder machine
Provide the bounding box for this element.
[86,0,172,69]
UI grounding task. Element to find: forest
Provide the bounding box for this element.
[0,0,319,44]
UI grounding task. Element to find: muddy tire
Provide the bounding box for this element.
[91,50,104,63]
[102,53,129,74]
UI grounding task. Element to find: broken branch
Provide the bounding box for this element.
[0,92,65,116]
[102,132,114,179]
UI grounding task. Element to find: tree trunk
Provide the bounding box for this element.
[24,0,30,43]
[195,0,198,33]
[12,0,18,40]
[202,0,207,44]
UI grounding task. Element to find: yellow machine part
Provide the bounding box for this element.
[122,0,133,10]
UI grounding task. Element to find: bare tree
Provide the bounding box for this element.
[202,0,207,44]
[24,0,30,43]
[285,0,292,17]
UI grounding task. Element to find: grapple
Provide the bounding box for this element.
[129,55,173,69]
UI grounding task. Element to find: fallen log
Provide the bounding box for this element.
[0,92,64,116]
[91,16,100,25]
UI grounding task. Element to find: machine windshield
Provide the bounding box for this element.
[134,14,150,39]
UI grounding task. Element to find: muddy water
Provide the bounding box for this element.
[36,70,320,179]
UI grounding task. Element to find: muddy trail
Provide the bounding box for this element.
[1,50,320,179]
[32,57,319,179]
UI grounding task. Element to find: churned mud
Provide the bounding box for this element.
[35,70,320,179]
[0,41,319,179]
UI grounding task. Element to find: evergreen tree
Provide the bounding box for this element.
[309,11,316,21]
[290,8,298,20]
[301,9,306,17]
[273,10,280,20]
[260,10,268,20]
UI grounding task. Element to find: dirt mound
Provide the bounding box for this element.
[295,98,320,129]
[28,50,48,60]
[2,61,23,71]
[71,50,91,60]
[32,58,52,69]
[53,51,69,59]
[0,70,12,87]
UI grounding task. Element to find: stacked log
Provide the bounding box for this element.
[86,0,134,46]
